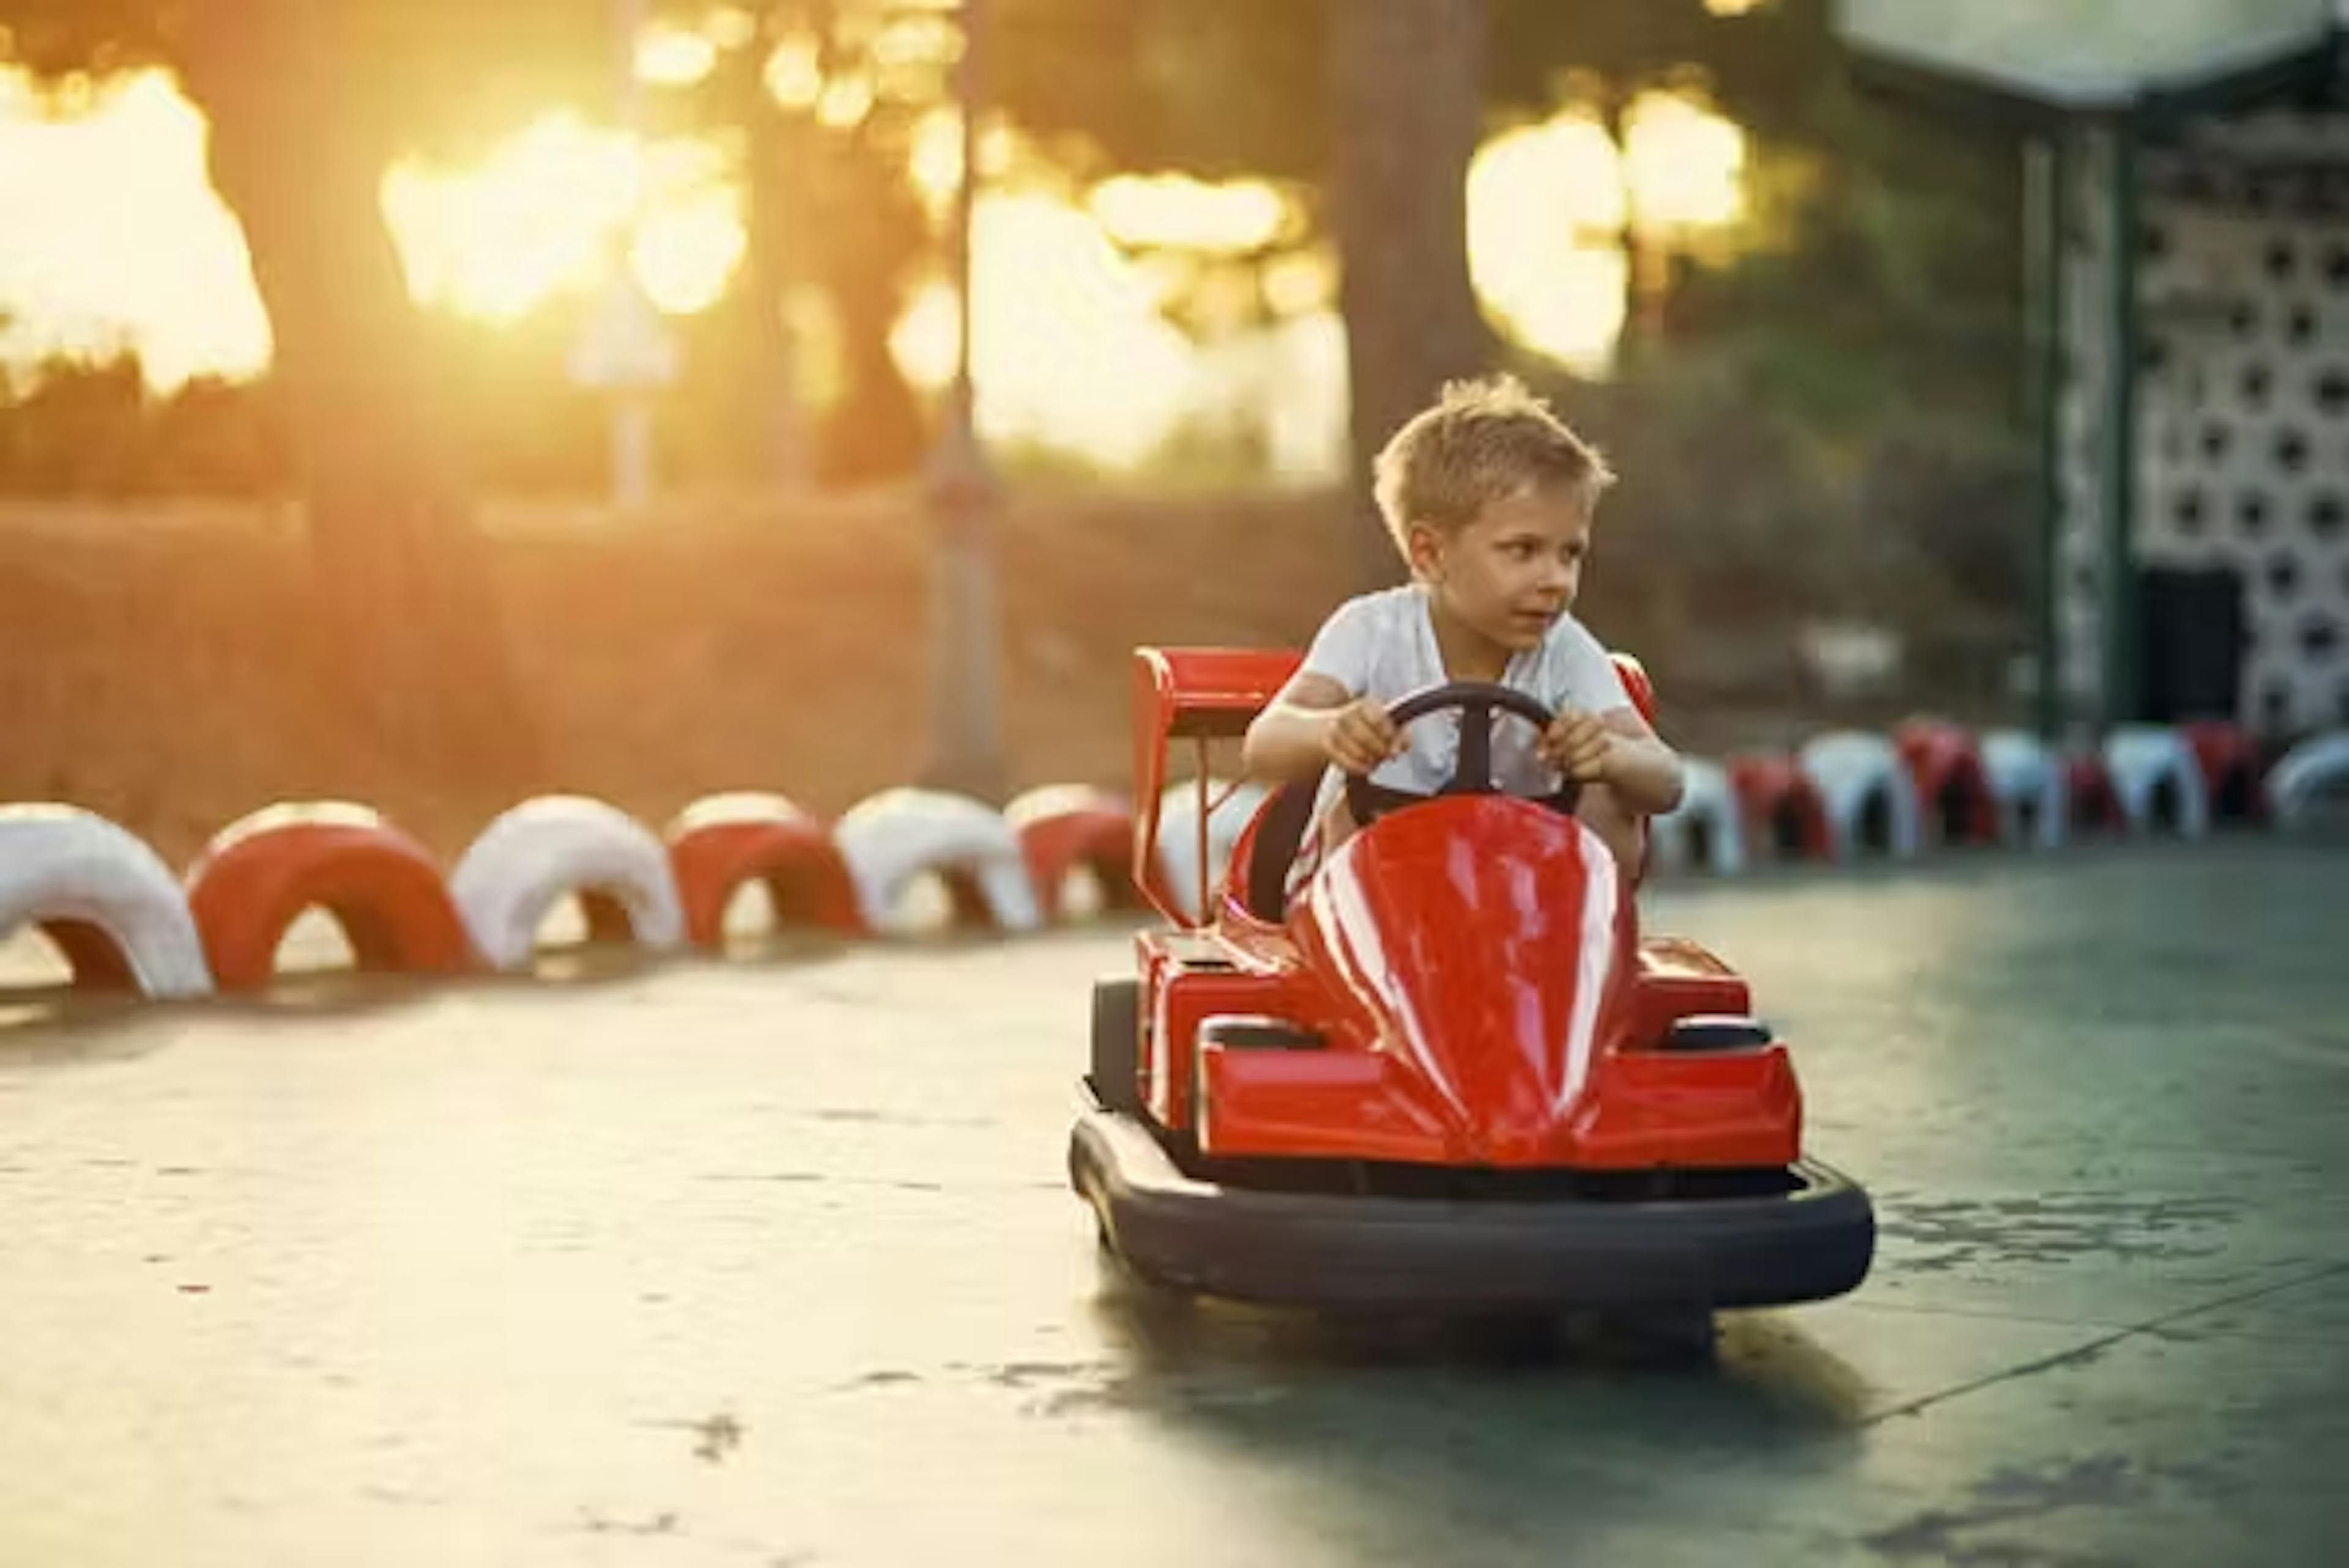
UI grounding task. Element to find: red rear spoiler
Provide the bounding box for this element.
[1132,648,1301,925]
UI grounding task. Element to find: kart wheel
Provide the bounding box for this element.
[1088,975,1141,1115]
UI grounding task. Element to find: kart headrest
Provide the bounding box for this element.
[1612,651,1657,729]
[1135,648,1304,739]
[1132,648,1304,924]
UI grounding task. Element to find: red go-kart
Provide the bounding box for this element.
[1069,646,1875,1314]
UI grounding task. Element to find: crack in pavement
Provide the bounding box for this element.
[1860,1259,2349,1427]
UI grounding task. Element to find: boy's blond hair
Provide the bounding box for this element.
[1371,374,1614,553]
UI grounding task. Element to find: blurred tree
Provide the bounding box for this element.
[1487,0,1827,361]
[982,0,1485,576]
[0,0,609,774]
[987,1,1832,379]
[645,1,960,486]
[1329,0,1492,586]
[679,1,938,485]
[1096,0,2025,617]
[989,0,1324,181]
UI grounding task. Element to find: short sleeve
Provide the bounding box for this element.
[1542,615,1631,714]
[1298,595,1381,697]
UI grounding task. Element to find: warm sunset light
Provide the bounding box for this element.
[1466,89,1748,371]
[1088,174,1293,254]
[0,65,1747,456]
[1467,111,1631,373]
[383,112,746,321]
[891,191,1198,467]
[0,70,272,388]
[1622,89,1748,231]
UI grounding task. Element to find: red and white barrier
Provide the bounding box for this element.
[0,805,212,999]
[185,802,473,991]
[0,709,2317,1011]
[450,796,685,972]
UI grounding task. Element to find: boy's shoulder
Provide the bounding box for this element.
[1302,585,1425,684]
[1537,608,1606,657]
[1316,584,1421,634]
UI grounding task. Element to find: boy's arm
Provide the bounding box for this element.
[1242,673,1399,784]
[1540,703,1685,816]
[1595,706,1685,816]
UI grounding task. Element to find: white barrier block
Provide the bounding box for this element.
[1650,758,1745,875]
[833,788,1042,936]
[1798,731,1921,860]
[2265,730,2349,826]
[449,795,685,971]
[0,805,212,999]
[1003,783,1130,827]
[1154,777,1271,923]
[1980,730,2068,850]
[2103,725,2211,839]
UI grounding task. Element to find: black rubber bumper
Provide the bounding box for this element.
[1069,1108,1875,1313]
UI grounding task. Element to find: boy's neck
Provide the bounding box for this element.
[1420,589,1512,684]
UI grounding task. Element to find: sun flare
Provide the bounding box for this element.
[0,65,1747,471]
[384,112,744,322]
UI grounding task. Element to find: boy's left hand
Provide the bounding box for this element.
[1538,706,1613,783]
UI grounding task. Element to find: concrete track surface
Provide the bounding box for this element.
[1,837,2344,1566]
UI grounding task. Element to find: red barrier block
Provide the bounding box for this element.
[665,794,865,947]
[2065,753,2127,835]
[1008,786,1141,923]
[1895,720,2000,846]
[185,804,472,992]
[2181,721,2265,821]
[1726,754,1832,860]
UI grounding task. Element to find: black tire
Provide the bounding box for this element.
[1088,976,1141,1115]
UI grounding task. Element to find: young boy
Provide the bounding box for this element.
[1242,374,1683,878]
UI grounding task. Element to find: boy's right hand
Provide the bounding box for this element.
[1321,699,1406,775]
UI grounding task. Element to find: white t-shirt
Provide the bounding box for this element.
[1299,584,1631,800]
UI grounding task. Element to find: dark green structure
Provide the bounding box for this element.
[1836,1,2348,741]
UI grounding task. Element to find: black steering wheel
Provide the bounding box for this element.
[1343,681,1583,827]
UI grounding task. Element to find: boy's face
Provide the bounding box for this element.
[1408,483,1594,653]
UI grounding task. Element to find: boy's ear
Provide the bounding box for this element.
[1403,521,1445,580]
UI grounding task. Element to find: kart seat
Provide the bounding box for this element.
[1243,780,1319,922]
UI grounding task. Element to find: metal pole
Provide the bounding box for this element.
[2024,133,2065,741]
[2100,117,2141,731]
[614,0,655,511]
[921,0,1005,801]
[949,0,981,452]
